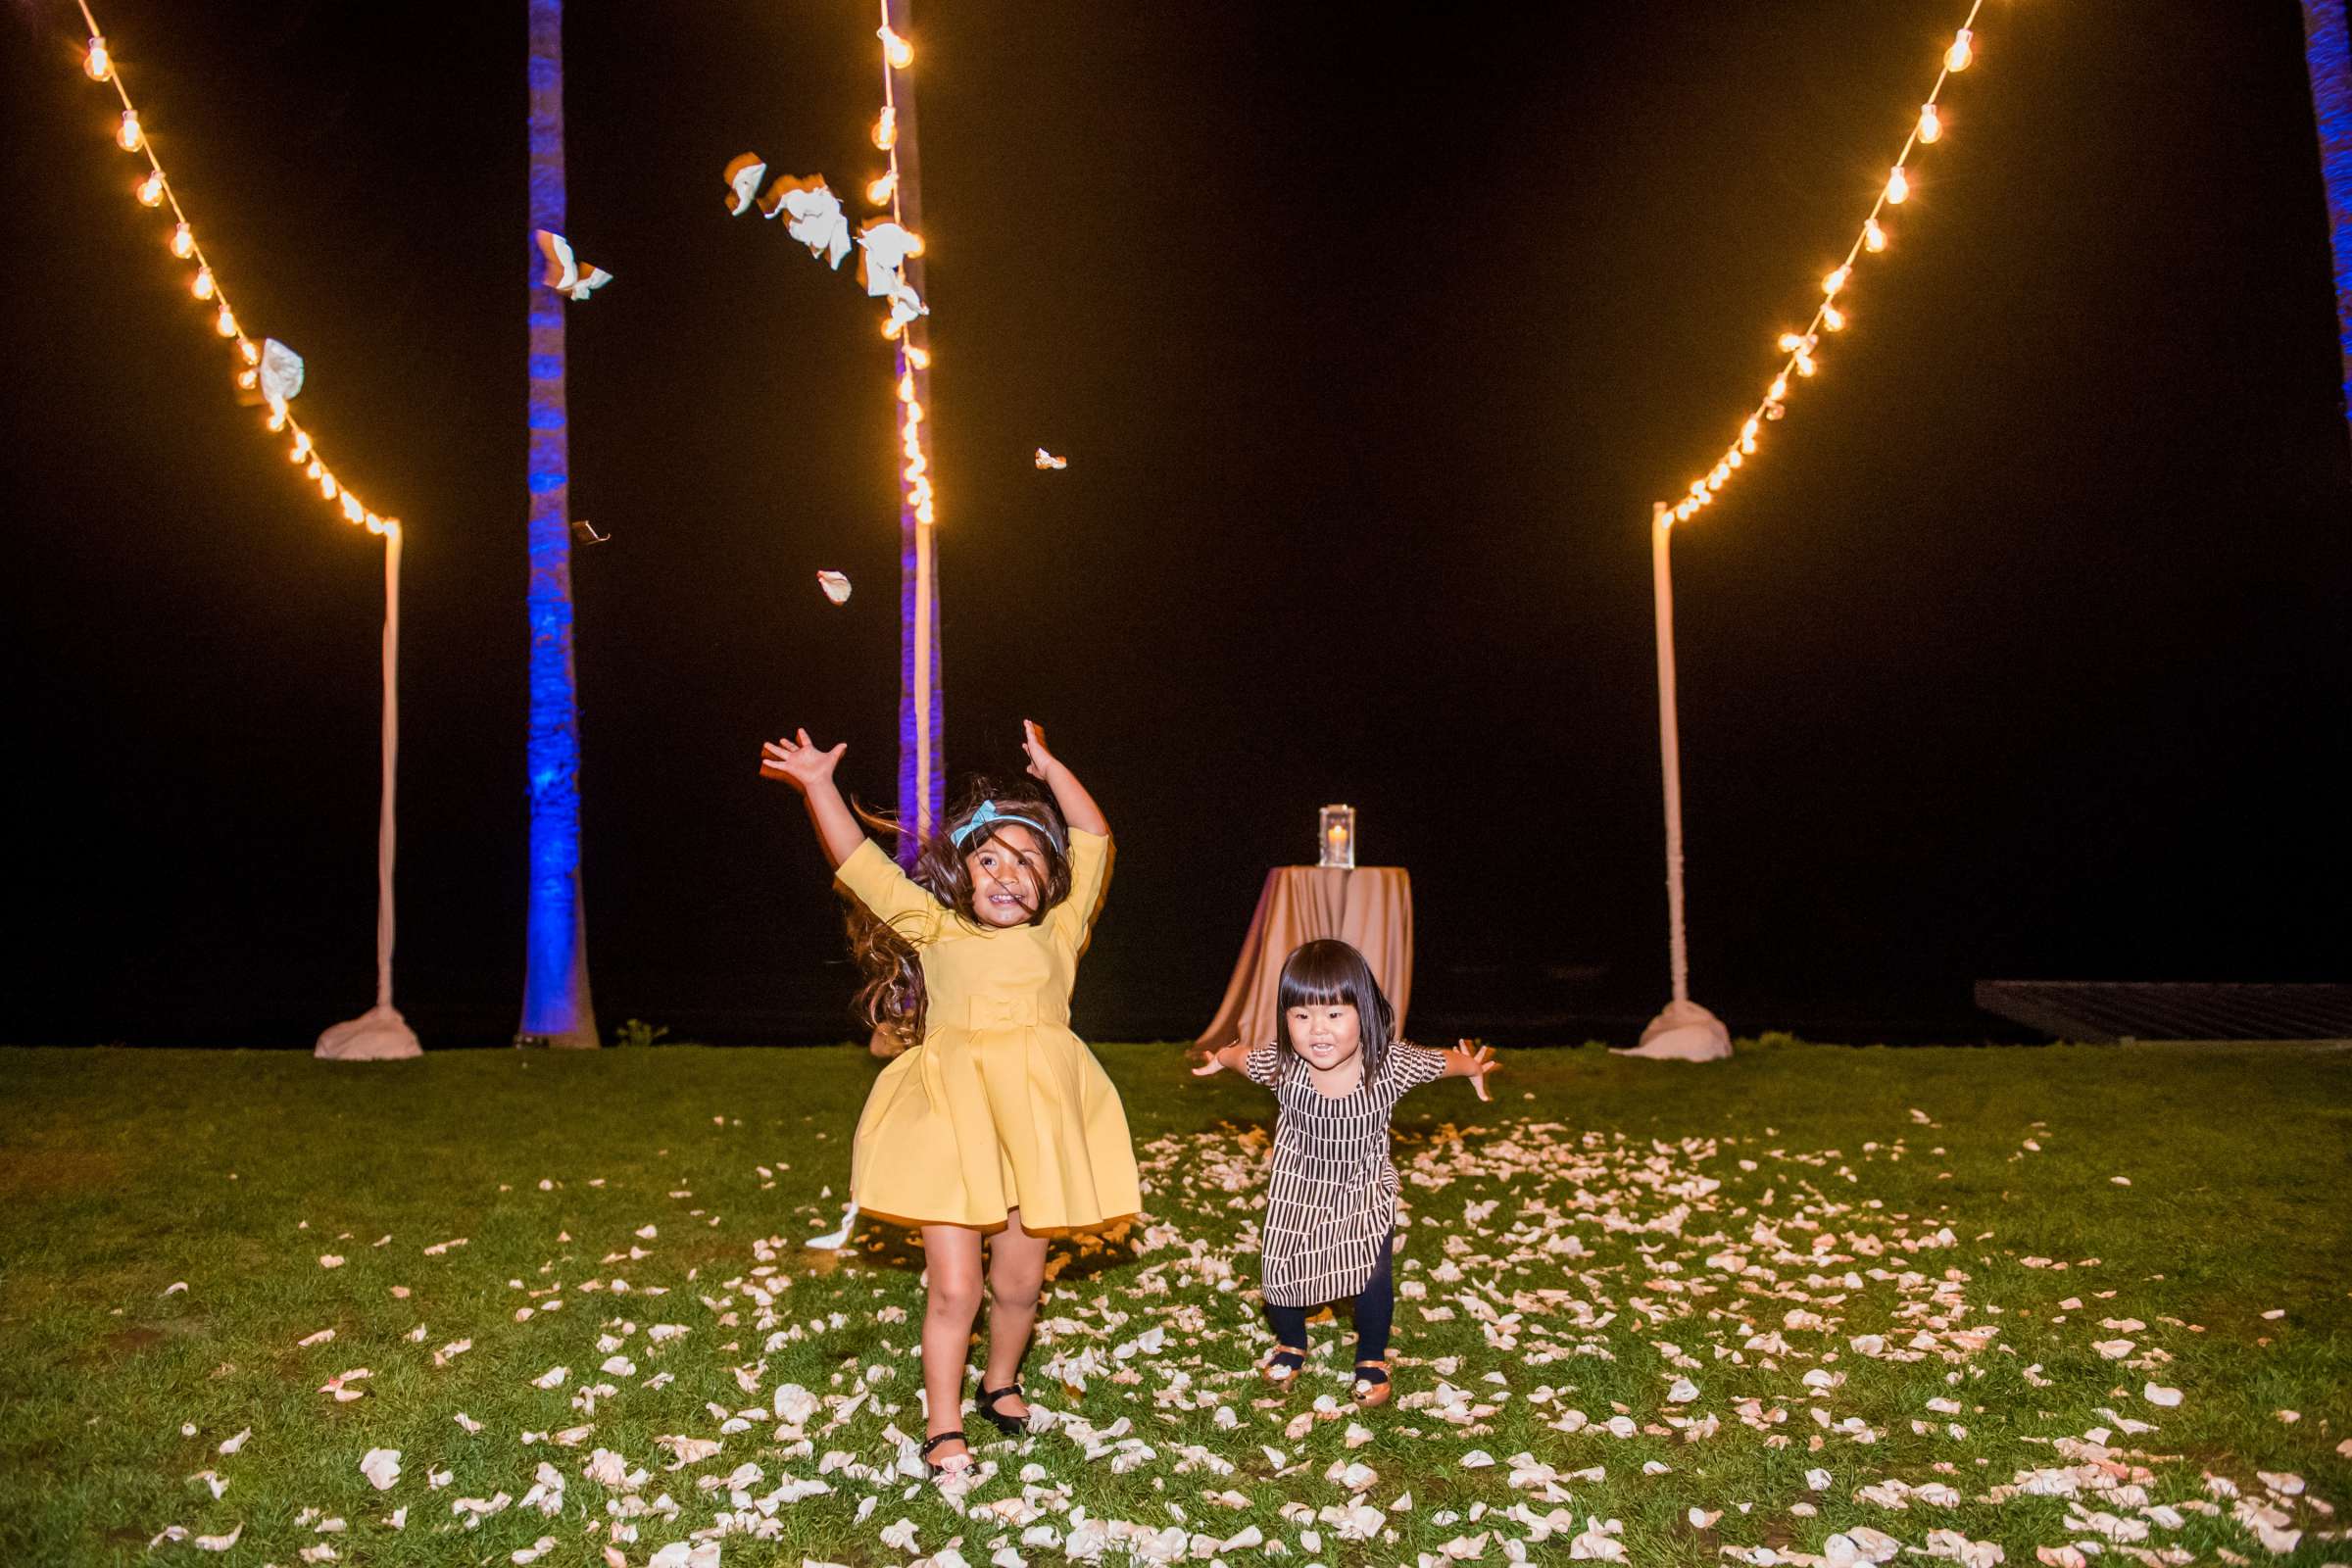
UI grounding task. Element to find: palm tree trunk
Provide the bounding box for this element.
[884,0,943,862]
[519,0,598,1048]
[2307,0,2352,456]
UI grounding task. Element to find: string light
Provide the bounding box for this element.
[1654,0,1984,529]
[72,0,399,536]
[871,5,936,532]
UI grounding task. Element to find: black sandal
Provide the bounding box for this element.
[978,1382,1029,1437]
[918,1430,971,1476]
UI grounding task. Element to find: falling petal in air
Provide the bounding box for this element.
[722,153,767,217]
[535,229,613,301]
[571,520,610,545]
[816,570,853,606]
[1035,449,1067,470]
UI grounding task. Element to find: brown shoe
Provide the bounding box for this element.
[1259,1344,1307,1389]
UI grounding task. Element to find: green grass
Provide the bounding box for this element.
[2,1039,2347,1567]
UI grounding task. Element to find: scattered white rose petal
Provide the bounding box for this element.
[2143,1383,2182,1407]
[360,1447,402,1490]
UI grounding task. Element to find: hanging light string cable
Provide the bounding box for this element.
[72,1,398,537]
[1662,0,1984,527]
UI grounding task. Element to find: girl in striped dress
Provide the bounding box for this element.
[1191,938,1500,1405]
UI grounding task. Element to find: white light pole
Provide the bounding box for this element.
[1617,502,1732,1060]
[317,524,421,1060]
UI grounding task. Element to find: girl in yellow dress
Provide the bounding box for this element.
[760,719,1140,1476]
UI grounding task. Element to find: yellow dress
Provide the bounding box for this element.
[838,827,1141,1232]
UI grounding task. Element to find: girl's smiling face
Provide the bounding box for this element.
[965,825,1048,927]
[1286,1001,1362,1075]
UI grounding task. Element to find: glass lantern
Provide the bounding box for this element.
[1318,804,1356,869]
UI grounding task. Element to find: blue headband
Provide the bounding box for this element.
[950,799,1062,854]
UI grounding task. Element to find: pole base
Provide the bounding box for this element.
[1615,999,1733,1061]
[316,1004,422,1061]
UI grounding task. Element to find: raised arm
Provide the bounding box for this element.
[760,728,866,867]
[1021,720,1107,837]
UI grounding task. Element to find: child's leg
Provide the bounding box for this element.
[919,1225,986,1458]
[1262,1299,1309,1377]
[981,1207,1048,1415]
[1351,1244,1396,1382]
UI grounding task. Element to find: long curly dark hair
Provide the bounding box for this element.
[846,776,1074,1044]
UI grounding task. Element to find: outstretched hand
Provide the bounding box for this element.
[1022,719,1064,781]
[1448,1039,1501,1102]
[1190,1050,1227,1078]
[760,728,847,794]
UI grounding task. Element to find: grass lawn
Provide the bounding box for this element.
[1,1038,2347,1568]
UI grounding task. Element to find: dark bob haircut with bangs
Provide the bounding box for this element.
[1273,938,1397,1082]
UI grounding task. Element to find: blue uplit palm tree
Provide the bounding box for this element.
[519,0,598,1048]
[2307,0,2352,455]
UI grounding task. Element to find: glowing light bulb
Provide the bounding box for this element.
[1917,102,1942,144]
[1794,351,1818,377]
[341,493,366,524]
[237,368,259,390]
[897,370,916,401]
[1727,449,1743,469]
[1863,218,1887,253]
[906,345,931,369]
[366,514,387,536]
[136,169,165,207]
[117,110,142,152]
[239,339,261,366]
[290,436,309,462]
[305,458,322,478]
[866,171,897,206]
[191,266,215,301]
[1741,417,1760,442]
[1740,435,1758,455]
[905,230,925,258]
[877,24,913,69]
[1823,303,1846,331]
[319,471,338,500]
[267,407,287,433]
[1768,375,1788,401]
[214,304,237,337]
[882,315,904,339]
[84,36,112,80]
[1823,265,1849,297]
[1885,165,1910,205]
[1710,463,1730,486]
[1944,27,1973,73]
[1779,331,1806,353]
[171,220,195,258]
[872,107,898,150]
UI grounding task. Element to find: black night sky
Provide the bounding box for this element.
[3,1,2344,1049]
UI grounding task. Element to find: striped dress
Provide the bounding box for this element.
[1245,1040,1449,1307]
